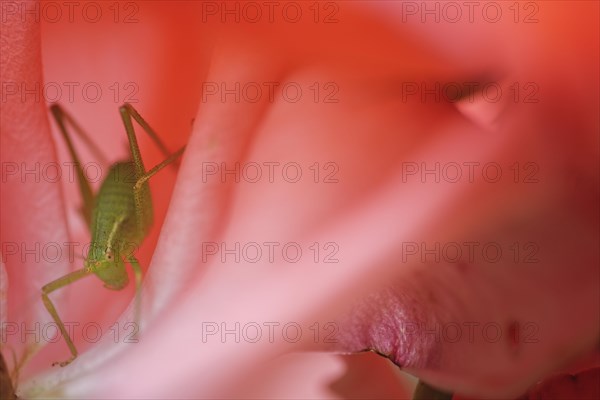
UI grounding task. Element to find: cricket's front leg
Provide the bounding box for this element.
[41,268,91,367]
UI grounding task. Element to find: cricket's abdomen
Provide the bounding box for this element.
[88,161,152,261]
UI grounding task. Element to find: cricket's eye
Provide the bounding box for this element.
[105,249,113,260]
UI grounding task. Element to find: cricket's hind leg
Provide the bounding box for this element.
[118,103,185,238]
[49,104,107,229]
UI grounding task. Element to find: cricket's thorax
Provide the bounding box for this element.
[85,161,152,289]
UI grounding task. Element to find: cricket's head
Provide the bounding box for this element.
[85,247,129,290]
